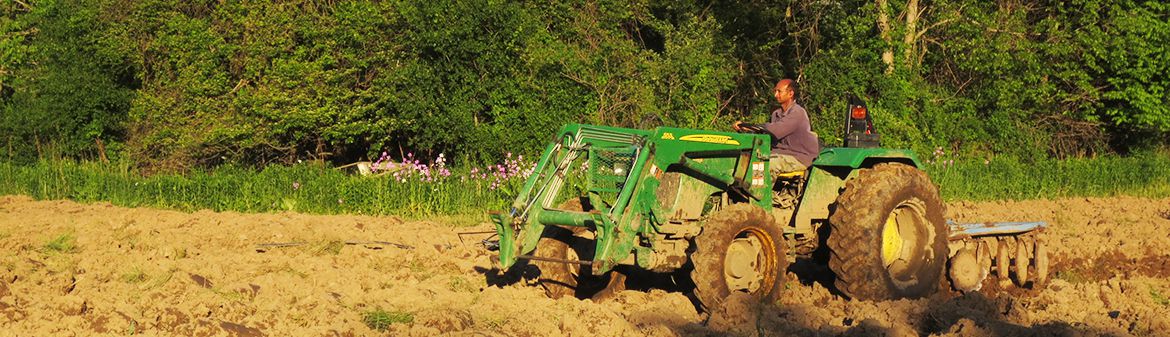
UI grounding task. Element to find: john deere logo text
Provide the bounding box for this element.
[678,134,741,145]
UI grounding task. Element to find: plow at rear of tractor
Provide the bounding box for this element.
[947,221,1049,291]
[485,100,1047,310]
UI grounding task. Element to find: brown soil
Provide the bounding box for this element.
[1,195,1169,336]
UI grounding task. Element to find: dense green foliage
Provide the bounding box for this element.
[2,151,1167,218]
[2,0,1166,170]
[1,0,135,161]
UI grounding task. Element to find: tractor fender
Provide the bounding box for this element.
[812,147,922,169]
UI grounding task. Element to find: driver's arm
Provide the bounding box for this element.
[764,109,808,139]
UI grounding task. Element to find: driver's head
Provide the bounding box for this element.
[773,79,796,105]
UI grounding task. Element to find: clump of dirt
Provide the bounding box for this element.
[1,195,1169,336]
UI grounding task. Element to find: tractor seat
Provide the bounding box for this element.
[774,170,805,180]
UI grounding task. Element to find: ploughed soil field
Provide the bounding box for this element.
[1,194,1169,337]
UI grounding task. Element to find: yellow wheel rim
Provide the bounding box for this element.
[881,213,904,267]
[880,198,928,281]
[723,227,778,293]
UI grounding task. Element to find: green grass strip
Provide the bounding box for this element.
[1,150,1167,219]
[0,160,520,219]
[924,149,1170,201]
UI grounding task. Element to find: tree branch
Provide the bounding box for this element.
[709,93,737,127]
[916,18,955,41]
[13,0,32,11]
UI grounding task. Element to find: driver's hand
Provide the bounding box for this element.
[732,121,743,132]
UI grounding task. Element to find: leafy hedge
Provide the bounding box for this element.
[2,0,1167,171]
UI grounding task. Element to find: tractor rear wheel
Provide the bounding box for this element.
[827,163,947,301]
[532,198,626,300]
[691,203,787,310]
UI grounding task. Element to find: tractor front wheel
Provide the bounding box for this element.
[691,203,788,311]
[532,226,586,299]
[531,198,626,300]
[827,162,948,301]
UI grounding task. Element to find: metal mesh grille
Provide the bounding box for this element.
[588,146,637,210]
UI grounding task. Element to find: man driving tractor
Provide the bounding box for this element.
[733,79,819,176]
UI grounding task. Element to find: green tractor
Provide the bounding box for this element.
[488,102,1046,309]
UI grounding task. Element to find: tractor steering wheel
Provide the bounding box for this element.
[738,123,769,134]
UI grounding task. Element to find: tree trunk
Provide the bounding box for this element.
[877,0,894,74]
[96,138,109,163]
[903,0,920,69]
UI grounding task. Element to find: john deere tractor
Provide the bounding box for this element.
[488,101,1046,309]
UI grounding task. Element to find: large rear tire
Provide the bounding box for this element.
[691,203,788,310]
[827,163,947,301]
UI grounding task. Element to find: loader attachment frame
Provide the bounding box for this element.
[491,124,774,275]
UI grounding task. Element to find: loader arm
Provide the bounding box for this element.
[492,124,774,275]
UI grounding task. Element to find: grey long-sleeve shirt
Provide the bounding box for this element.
[765,102,819,167]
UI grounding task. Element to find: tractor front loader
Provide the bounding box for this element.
[488,102,1047,309]
[489,124,786,309]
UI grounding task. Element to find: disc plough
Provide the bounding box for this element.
[946,221,1049,292]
